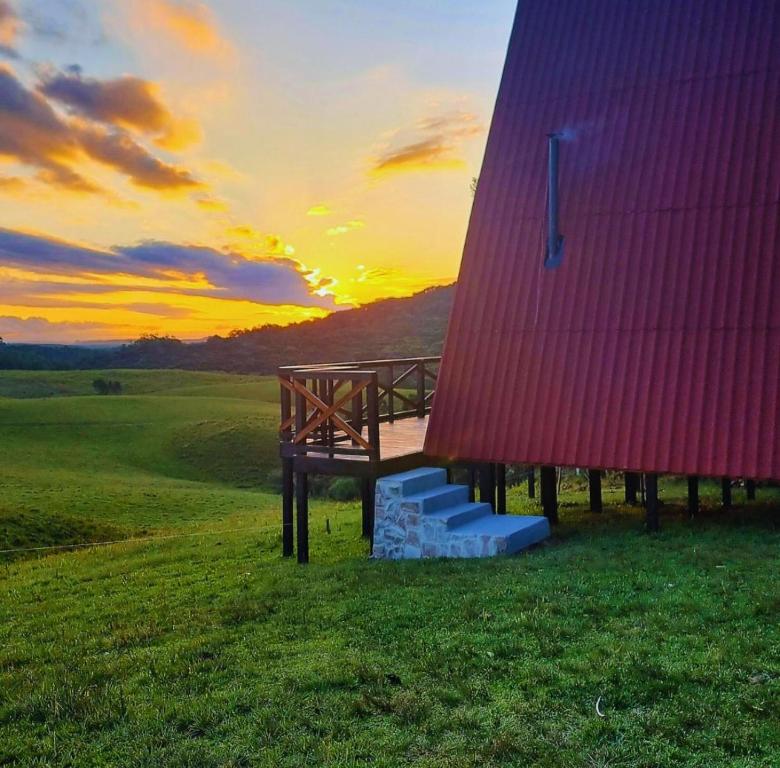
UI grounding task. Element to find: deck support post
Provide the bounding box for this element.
[528,467,536,499]
[479,463,496,511]
[416,361,426,418]
[588,470,603,513]
[721,478,732,508]
[361,477,373,539]
[282,458,294,557]
[295,472,309,564]
[496,464,507,514]
[746,479,756,501]
[360,477,376,551]
[645,474,659,532]
[467,466,477,503]
[625,472,639,505]
[540,466,559,524]
[687,476,699,518]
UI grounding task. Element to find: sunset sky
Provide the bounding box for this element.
[0,0,515,343]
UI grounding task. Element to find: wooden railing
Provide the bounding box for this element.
[278,357,440,461]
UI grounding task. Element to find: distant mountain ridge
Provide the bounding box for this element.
[0,284,456,373]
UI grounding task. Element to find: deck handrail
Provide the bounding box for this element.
[278,356,440,461]
[278,355,441,374]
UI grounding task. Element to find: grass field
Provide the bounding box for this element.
[1,370,778,767]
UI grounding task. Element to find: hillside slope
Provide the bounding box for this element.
[112,283,455,373]
[0,284,455,373]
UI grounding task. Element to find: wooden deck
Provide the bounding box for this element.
[306,415,429,461]
[277,357,528,563]
[279,358,446,560]
[289,416,433,477]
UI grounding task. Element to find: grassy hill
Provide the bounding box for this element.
[1,369,779,767]
[0,283,455,374]
[111,283,455,372]
[0,370,283,555]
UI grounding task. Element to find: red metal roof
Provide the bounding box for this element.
[425,0,780,480]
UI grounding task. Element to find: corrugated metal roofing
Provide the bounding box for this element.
[425,0,780,480]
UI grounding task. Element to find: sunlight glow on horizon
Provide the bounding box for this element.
[0,0,516,343]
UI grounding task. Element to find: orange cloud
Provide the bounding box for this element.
[133,0,232,58]
[307,204,332,216]
[0,174,25,191]
[0,0,21,57]
[371,110,484,177]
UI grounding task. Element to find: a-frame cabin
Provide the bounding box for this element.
[425,0,780,519]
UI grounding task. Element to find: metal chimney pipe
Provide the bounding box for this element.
[546,133,564,268]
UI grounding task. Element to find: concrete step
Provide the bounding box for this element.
[405,484,469,514]
[451,514,550,554]
[384,467,447,496]
[425,502,493,528]
[373,468,551,561]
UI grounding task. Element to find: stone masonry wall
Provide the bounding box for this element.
[372,476,506,560]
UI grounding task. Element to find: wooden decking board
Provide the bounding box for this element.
[373,416,429,460]
[290,416,432,479]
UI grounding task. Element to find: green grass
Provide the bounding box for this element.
[0,370,778,767]
[0,369,281,401]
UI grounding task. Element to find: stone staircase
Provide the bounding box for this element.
[372,468,550,560]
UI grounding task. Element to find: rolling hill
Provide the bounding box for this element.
[1,368,779,766]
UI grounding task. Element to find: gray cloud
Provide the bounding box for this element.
[22,0,104,45]
[40,68,170,130]
[38,67,198,148]
[0,314,117,343]
[0,228,338,309]
[0,65,200,193]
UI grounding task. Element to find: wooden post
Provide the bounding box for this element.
[588,470,603,513]
[311,378,321,444]
[366,374,380,461]
[325,379,335,450]
[528,467,536,499]
[361,477,373,539]
[367,478,376,553]
[387,364,395,423]
[351,379,363,446]
[280,375,294,557]
[416,360,425,418]
[645,473,659,532]
[540,466,558,523]
[282,458,294,557]
[721,478,732,508]
[496,464,507,514]
[294,379,307,440]
[293,381,309,564]
[280,375,292,436]
[625,472,639,505]
[468,466,476,503]
[746,479,756,501]
[296,472,309,564]
[479,463,496,511]
[687,476,699,518]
